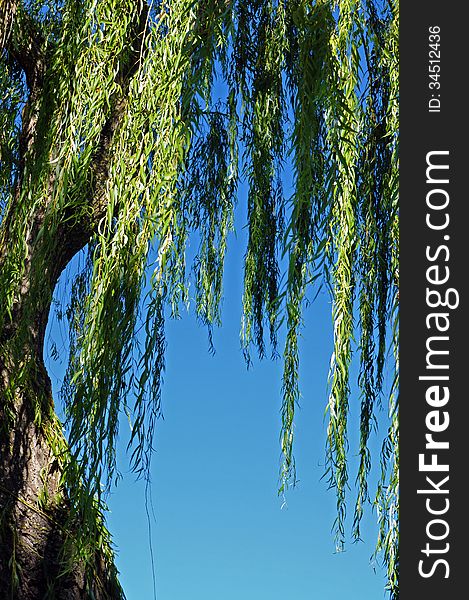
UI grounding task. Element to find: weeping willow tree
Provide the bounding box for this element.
[0,0,398,598]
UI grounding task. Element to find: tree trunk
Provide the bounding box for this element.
[0,316,122,600]
[0,146,123,596]
[0,369,79,599]
[0,86,123,599]
[0,4,148,596]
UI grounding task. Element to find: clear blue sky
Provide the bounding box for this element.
[46,199,390,600]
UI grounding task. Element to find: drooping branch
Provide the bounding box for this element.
[1,1,46,90]
[0,0,17,50]
[0,1,151,340]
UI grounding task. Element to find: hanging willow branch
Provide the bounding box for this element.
[1,0,399,597]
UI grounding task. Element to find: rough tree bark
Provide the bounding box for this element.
[0,92,122,600]
[0,156,120,598]
[0,2,147,597]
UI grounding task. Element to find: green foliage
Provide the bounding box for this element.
[1,0,399,596]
